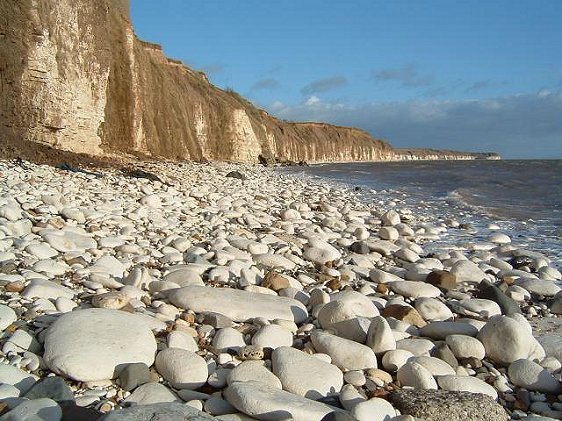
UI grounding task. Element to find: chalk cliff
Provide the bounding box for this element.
[0,1,497,164]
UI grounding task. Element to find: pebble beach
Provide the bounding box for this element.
[0,158,561,421]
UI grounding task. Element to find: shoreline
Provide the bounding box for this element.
[279,160,562,265]
[0,158,561,420]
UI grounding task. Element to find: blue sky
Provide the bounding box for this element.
[130,1,562,159]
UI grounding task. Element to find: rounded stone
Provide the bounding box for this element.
[477,315,545,365]
[224,381,337,420]
[43,308,157,382]
[0,304,17,331]
[227,360,282,389]
[204,396,236,416]
[410,356,456,376]
[437,375,498,399]
[351,398,396,421]
[124,382,179,406]
[457,298,501,318]
[381,210,400,226]
[389,281,441,299]
[251,324,293,349]
[508,359,562,394]
[0,364,39,394]
[414,298,453,321]
[514,278,561,297]
[310,330,377,370]
[344,370,366,387]
[396,338,435,356]
[450,260,487,284]
[397,361,437,390]
[366,316,396,355]
[212,327,246,353]
[303,239,342,265]
[489,233,511,244]
[155,348,208,389]
[382,349,415,372]
[168,286,307,323]
[420,321,479,340]
[0,397,62,421]
[379,227,399,241]
[272,346,343,399]
[445,335,486,360]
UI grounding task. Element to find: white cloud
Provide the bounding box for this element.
[267,90,562,159]
[304,96,321,106]
[269,101,285,111]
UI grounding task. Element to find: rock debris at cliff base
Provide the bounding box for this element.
[0,159,560,421]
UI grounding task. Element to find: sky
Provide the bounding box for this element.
[130,1,562,159]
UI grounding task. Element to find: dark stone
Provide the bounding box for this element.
[461,356,483,369]
[390,389,508,421]
[509,255,533,270]
[0,260,18,274]
[24,376,74,404]
[199,312,233,329]
[316,395,343,408]
[124,169,164,184]
[549,295,562,315]
[349,241,370,255]
[225,170,246,180]
[425,270,457,291]
[516,388,531,411]
[321,411,358,421]
[61,403,103,421]
[98,403,214,421]
[117,363,153,392]
[476,280,521,315]
[458,223,472,230]
[430,342,459,369]
[56,162,102,177]
[258,154,275,167]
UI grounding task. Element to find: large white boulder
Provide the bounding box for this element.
[508,359,562,394]
[272,346,343,399]
[155,348,208,390]
[224,381,338,421]
[43,308,157,382]
[310,330,377,370]
[477,315,545,365]
[167,286,307,323]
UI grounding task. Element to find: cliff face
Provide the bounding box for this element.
[0,1,495,164]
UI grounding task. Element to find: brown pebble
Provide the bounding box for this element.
[376,283,389,294]
[501,276,516,285]
[425,270,457,291]
[512,398,528,411]
[180,312,195,324]
[366,388,390,399]
[326,278,343,291]
[5,281,24,293]
[98,402,113,413]
[382,304,427,328]
[262,271,290,292]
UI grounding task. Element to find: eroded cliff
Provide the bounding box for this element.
[0,1,496,164]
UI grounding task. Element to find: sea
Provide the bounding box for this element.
[279,160,562,265]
